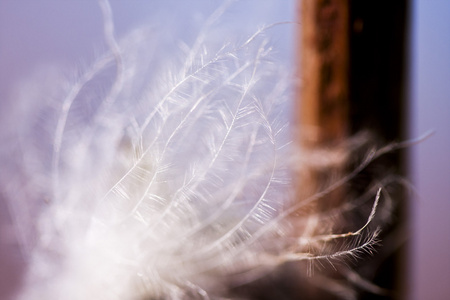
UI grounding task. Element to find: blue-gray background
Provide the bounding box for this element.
[0,1,448,299]
[410,1,450,299]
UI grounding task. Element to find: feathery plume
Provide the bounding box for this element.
[0,1,408,299]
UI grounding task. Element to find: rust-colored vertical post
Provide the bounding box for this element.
[299,0,349,147]
[296,0,350,210]
[296,0,410,299]
[296,2,351,297]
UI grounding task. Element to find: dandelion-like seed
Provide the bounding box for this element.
[0,1,413,299]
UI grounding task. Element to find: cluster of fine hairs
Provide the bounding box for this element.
[0,1,412,299]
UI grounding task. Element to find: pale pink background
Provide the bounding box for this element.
[0,1,449,299]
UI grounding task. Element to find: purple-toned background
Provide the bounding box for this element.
[409,1,450,299]
[0,1,449,299]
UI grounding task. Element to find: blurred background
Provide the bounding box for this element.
[410,1,450,299]
[0,1,449,299]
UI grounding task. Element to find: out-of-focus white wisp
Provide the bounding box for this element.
[0,1,403,299]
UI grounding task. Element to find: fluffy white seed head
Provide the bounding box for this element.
[0,1,400,299]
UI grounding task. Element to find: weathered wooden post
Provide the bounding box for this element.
[297,0,410,298]
[299,0,349,146]
[297,0,349,216]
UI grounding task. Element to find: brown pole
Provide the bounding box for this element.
[296,0,350,219]
[296,2,351,298]
[297,0,410,299]
[299,0,349,147]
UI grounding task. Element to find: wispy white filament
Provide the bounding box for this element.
[0,1,403,299]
